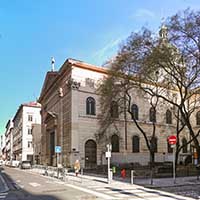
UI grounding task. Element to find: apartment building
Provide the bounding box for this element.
[12,102,41,162]
[4,119,13,161]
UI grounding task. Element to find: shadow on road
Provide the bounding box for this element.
[0,167,63,200]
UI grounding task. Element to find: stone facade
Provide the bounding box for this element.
[32,123,42,164]
[39,58,198,168]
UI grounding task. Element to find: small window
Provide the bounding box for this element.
[28,128,32,135]
[150,137,157,153]
[28,115,33,122]
[110,101,119,118]
[149,107,156,122]
[182,138,187,153]
[86,97,96,115]
[131,104,139,120]
[166,110,172,124]
[28,141,32,148]
[111,134,119,152]
[132,135,140,152]
[196,111,200,125]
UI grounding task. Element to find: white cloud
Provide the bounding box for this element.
[92,37,122,63]
[132,8,156,19]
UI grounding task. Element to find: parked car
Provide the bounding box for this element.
[19,161,32,169]
[11,160,20,168]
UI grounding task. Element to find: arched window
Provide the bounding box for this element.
[196,111,200,125]
[86,97,96,115]
[167,140,173,153]
[111,134,119,152]
[182,138,188,153]
[131,104,139,120]
[132,135,140,152]
[110,101,118,118]
[150,137,157,153]
[166,110,172,124]
[149,107,156,122]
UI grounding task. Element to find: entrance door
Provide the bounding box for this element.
[50,132,55,166]
[85,139,97,168]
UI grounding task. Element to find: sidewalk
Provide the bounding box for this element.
[133,176,200,188]
[28,168,197,200]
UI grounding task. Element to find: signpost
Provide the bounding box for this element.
[168,135,177,184]
[55,146,62,167]
[106,144,112,184]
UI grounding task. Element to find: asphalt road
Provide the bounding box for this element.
[0,167,100,200]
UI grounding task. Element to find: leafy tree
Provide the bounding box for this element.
[97,9,200,175]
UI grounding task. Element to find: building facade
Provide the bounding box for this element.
[32,123,42,164]
[38,58,196,168]
[4,119,13,161]
[12,102,41,162]
[0,133,5,160]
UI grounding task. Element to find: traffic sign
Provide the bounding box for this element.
[168,135,177,145]
[105,151,111,158]
[55,146,62,153]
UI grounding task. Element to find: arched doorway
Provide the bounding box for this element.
[85,139,97,168]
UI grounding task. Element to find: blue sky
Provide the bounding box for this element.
[0,0,200,134]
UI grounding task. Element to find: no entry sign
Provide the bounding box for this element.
[168,135,177,145]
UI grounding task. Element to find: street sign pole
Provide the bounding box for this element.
[168,136,177,184]
[55,146,62,167]
[106,144,112,184]
[172,145,176,184]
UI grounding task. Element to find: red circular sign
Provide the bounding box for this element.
[168,135,177,145]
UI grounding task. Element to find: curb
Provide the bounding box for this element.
[0,174,9,193]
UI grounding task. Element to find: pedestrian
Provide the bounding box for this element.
[74,159,80,176]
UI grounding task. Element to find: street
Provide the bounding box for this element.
[0,167,101,200]
[0,166,198,200]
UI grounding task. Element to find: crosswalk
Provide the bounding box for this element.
[87,184,195,200]
[0,193,8,199]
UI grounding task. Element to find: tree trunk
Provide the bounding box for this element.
[150,151,155,185]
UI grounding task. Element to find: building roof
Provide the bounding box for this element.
[12,101,41,122]
[38,58,108,103]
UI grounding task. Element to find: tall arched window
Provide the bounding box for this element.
[111,134,119,152]
[131,104,139,120]
[166,110,172,124]
[86,97,96,115]
[196,111,200,125]
[182,138,188,153]
[132,135,140,152]
[149,107,156,122]
[150,137,157,153]
[110,101,119,118]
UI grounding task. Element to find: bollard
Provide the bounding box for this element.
[110,169,113,182]
[131,170,135,184]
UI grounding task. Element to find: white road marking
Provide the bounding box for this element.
[29,182,41,187]
[0,196,6,199]
[0,175,9,192]
[65,183,121,200]
[95,188,110,191]
[0,193,8,196]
